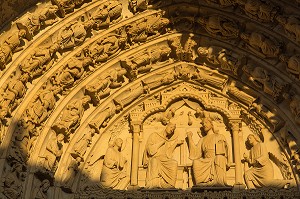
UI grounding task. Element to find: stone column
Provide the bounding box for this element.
[129,121,141,188]
[230,120,244,187]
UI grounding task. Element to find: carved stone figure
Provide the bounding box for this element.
[155,107,176,125]
[52,95,91,136]
[276,15,300,43]
[100,138,130,189]
[196,15,239,39]
[169,36,197,62]
[243,66,289,102]
[279,54,300,80]
[240,32,282,58]
[249,102,284,132]
[192,68,227,89]
[197,46,245,75]
[32,179,51,199]
[142,123,183,188]
[52,0,86,16]
[61,156,82,192]
[243,134,290,189]
[0,163,26,199]
[236,0,280,22]
[113,82,148,111]
[0,29,26,70]
[89,103,119,132]
[142,70,177,91]
[19,43,60,78]
[24,85,59,125]
[0,73,29,119]
[128,0,148,13]
[71,129,94,160]
[16,4,58,39]
[125,13,169,43]
[56,20,91,50]
[90,0,122,30]
[39,133,64,173]
[226,83,257,107]
[120,44,171,78]
[289,94,300,125]
[85,68,127,105]
[186,118,229,187]
[54,56,92,88]
[88,29,127,62]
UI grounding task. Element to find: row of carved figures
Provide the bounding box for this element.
[96,120,293,190]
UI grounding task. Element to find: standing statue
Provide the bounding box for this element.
[100,138,130,189]
[61,156,82,192]
[186,118,229,187]
[142,123,183,188]
[243,134,290,189]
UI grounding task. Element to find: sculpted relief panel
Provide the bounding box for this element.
[1,0,300,198]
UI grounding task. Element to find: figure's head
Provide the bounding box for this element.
[57,133,65,143]
[201,118,213,133]
[18,29,27,38]
[197,47,209,56]
[247,134,260,146]
[165,122,176,136]
[114,138,123,150]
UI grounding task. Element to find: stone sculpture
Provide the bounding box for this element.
[90,0,122,30]
[24,85,59,125]
[196,15,239,39]
[236,0,279,22]
[279,54,300,80]
[52,95,91,136]
[289,94,300,125]
[0,29,26,70]
[16,4,58,39]
[0,163,26,199]
[54,56,92,89]
[197,46,245,75]
[19,43,60,78]
[276,15,300,43]
[243,66,288,102]
[249,102,284,132]
[120,44,171,78]
[169,36,197,62]
[88,29,127,63]
[85,68,127,105]
[240,32,282,58]
[56,20,91,50]
[100,138,130,189]
[39,133,64,173]
[192,68,228,89]
[125,13,169,43]
[52,0,86,16]
[32,179,51,199]
[128,0,148,13]
[71,129,94,160]
[142,123,183,188]
[186,117,229,187]
[0,73,29,119]
[142,70,177,91]
[243,134,290,189]
[61,156,82,192]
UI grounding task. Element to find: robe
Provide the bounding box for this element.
[189,133,228,186]
[100,147,129,189]
[143,132,178,188]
